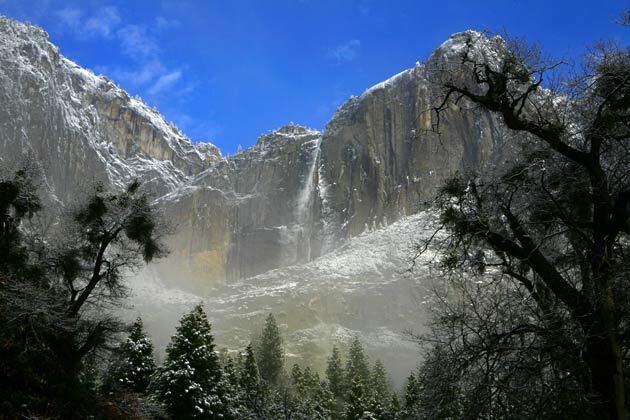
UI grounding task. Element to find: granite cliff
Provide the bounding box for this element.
[0,16,511,380]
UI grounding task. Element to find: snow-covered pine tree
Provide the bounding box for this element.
[369,359,390,416]
[326,345,346,400]
[382,393,402,420]
[344,338,375,420]
[240,343,263,416]
[222,355,241,394]
[221,355,252,418]
[326,344,347,418]
[104,317,156,393]
[403,372,421,418]
[150,304,228,419]
[256,313,284,386]
[371,359,390,401]
[301,366,333,419]
[345,377,376,420]
[346,337,370,387]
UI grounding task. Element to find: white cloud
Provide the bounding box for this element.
[111,59,165,87]
[52,5,189,104]
[56,7,82,29]
[328,39,361,64]
[148,70,182,94]
[84,6,121,38]
[116,24,159,58]
[55,6,121,39]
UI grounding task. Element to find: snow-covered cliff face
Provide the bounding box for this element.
[156,124,326,290]
[0,17,220,203]
[0,18,514,383]
[320,31,511,240]
[0,17,508,289]
[152,32,513,288]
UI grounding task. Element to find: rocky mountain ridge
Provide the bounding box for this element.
[0,17,509,288]
[0,17,513,382]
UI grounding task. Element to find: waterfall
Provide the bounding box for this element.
[293,138,322,262]
[296,138,321,225]
[317,147,335,253]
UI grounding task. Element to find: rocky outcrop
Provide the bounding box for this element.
[0,17,509,289]
[156,125,324,289]
[320,41,510,239]
[0,17,219,203]
[155,33,512,288]
[0,18,517,382]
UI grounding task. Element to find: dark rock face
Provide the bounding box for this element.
[0,17,509,289]
[156,125,325,289]
[320,61,507,241]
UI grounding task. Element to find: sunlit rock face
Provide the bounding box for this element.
[0,18,511,384]
[157,59,510,287]
[0,17,219,203]
[0,18,507,288]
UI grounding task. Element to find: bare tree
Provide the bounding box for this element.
[420,29,630,419]
[0,174,167,415]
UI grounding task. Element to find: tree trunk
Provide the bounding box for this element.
[585,292,627,420]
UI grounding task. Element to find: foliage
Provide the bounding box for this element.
[150,304,231,419]
[0,172,166,418]
[256,313,285,386]
[417,20,630,419]
[103,317,156,393]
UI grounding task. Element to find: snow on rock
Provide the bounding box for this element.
[0,16,220,201]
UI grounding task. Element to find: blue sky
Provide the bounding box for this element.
[0,0,628,153]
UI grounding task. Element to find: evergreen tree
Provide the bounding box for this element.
[403,373,420,418]
[223,355,241,393]
[326,344,347,418]
[240,343,263,415]
[344,339,375,420]
[345,338,370,387]
[104,317,156,393]
[326,344,346,399]
[256,313,284,386]
[345,378,375,420]
[382,393,402,420]
[371,359,390,401]
[303,367,334,420]
[288,364,332,419]
[369,359,389,416]
[221,353,258,419]
[150,304,228,419]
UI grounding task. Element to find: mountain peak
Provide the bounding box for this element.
[256,124,321,147]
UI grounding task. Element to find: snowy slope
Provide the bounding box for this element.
[128,212,441,385]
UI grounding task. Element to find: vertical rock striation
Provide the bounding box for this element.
[0,17,510,289]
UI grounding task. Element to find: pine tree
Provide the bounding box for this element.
[223,355,241,393]
[403,373,420,418]
[150,304,228,419]
[371,359,390,401]
[288,364,331,420]
[345,338,370,389]
[382,393,402,420]
[326,345,346,399]
[345,378,375,420]
[104,317,156,393]
[240,343,263,415]
[256,313,284,386]
[344,338,374,420]
[369,359,389,416]
[326,344,347,418]
[217,357,244,420]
